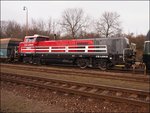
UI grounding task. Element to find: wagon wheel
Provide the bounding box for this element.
[77,59,89,69]
[97,60,107,71]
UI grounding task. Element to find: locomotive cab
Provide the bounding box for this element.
[144,41,150,54]
[143,41,150,70]
[18,34,50,63]
[24,35,49,43]
[19,35,50,51]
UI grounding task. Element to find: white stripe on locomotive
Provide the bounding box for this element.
[21,45,107,54]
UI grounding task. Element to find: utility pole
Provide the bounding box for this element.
[23,6,28,36]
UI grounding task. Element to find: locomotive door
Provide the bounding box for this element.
[111,39,122,64]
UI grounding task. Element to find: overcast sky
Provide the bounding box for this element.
[1,1,149,35]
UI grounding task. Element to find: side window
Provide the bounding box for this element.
[0,49,7,56]
[36,37,49,42]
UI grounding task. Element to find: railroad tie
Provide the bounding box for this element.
[146,96,150,101]
[52,91,57,94]
[88,89,98,93]
[43,82,51,85]
[116,92,122,96]
[129,94,138,99]
[100,90,109,95]
[61,84,67,87]
[11,76,16,78]
[53,82,60,86]
[78,87,87,91]
[64,93,69,96]
[69,85,77,89]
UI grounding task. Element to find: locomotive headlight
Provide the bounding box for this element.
[109,57,112,59]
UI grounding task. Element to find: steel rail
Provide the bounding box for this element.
[1,64,149,83]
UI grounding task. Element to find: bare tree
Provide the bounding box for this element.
[96,12,122,38]
[32,19,46,31]
[47,18,59,35]
[4,21,22,38]
[60,8,89,38]
[47,18,52,35]
[30,19,47,35]
[0,20,8,38]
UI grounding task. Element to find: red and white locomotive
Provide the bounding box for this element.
[18,34,136,70]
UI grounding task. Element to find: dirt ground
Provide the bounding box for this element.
[1,83,66,112]
[1,81,149,112]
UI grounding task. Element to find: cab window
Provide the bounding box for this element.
[25,37,36,42]
[144,42,150,53]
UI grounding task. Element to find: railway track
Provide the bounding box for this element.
[1,72,150,107]
[3,62,147,74]
[1,63,149,83]
[50,63,147,75]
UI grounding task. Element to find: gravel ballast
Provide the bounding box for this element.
[1,81,149,112]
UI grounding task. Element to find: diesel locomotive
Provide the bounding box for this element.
[17,34,136,70]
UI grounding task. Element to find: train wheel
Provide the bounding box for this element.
[97,60,107,71]
[33,58,41,65]
[23,57,28,63]
[77,59,89,69]
[23,57,32,64]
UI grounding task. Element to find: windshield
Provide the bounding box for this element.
[144,41,150,54]
[25,37,36,42]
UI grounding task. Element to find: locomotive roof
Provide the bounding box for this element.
[25,34,49,38]
[81,37,126,40]
[55,37,127,41]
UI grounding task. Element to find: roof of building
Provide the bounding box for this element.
[0,38,23,44]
